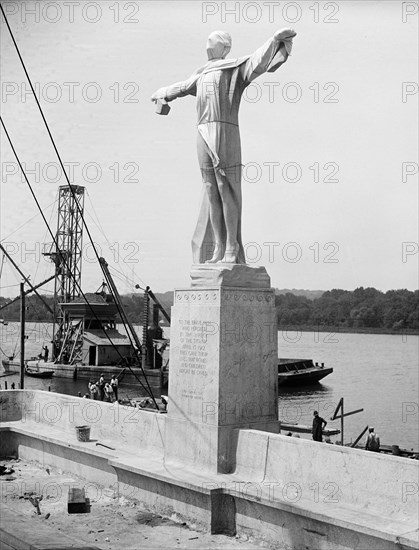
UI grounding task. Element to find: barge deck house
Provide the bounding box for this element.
[40,292,168,394]
[55,292,134,367]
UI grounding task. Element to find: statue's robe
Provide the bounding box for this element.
[163,36,293,263]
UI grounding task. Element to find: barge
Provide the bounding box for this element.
[278,358,333,386]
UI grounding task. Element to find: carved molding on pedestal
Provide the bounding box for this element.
[190,263,271,289]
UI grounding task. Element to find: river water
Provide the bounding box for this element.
[1,322,418,450]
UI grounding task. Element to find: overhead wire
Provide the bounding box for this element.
[0,120,156,402]
[0,283,20,290]
[109,264,147,293]
[84,196,154,370]
[0,4,104,270]
[0,344,12,359]
[0,198,58,242]
[85,190,148,290]
[0,253,5,280]
[0,6,158,406]
[33,192,58,284]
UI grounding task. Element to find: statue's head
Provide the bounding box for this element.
[206,31,231,60]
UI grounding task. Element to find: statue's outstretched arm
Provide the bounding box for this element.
[241,27,296,83]
[151,71,200,103]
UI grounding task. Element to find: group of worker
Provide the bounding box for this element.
[87,374,118,402]
[312,410,380,451]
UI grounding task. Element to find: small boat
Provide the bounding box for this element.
[3,356,43,374]
[25,365,54,378]
[280,422,340,436]
[278,358,333,386]
[2,358,20,374]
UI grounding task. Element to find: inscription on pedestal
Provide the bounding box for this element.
[180,388,204,402]
[178,319,209,378]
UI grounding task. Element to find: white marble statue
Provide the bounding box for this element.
[151,29,296,264]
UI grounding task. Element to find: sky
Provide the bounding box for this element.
[0,0,418,298]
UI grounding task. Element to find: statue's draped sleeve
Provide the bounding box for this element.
[163,70,201,101]
[240,36,293,83]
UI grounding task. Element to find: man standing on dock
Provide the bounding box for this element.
[97,374,105,401]
[111,375,118,402]
[365,427,380,452]
[312,411,327,442]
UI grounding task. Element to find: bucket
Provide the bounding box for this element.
[75,425,91,442]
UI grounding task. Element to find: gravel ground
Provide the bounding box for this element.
[0,458,275,550]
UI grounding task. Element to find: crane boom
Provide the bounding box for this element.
[0,273,55,313]
[98,257,143,354]
[0,243,54,315]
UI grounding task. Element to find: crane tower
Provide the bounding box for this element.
[46,184,85,362]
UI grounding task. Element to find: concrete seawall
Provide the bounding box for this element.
[0,389,165,452]
[1,390,418,549]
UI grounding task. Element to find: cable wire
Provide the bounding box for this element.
[0,5,157,406]
[0,117,156,401]
[0,198,58,242]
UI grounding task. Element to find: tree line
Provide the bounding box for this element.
[1,287,418,333]
[275,287,418,331]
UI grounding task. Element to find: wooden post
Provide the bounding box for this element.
[20,282,25,390]
[331,397,364,447]
[351,425,369,448]
[160,362,164,399]
[141,287,150,371]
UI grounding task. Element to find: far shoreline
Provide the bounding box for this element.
[277,325,419,337]
[2,319,417,338]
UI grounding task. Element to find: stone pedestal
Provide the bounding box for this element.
[165,264,279,473]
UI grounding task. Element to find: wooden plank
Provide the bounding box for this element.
[351,425,369,448]
[333,408,364,420]
[331,397,343,421]
[281,423,340,436]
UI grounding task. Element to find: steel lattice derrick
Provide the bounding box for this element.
[46,185,85,363]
